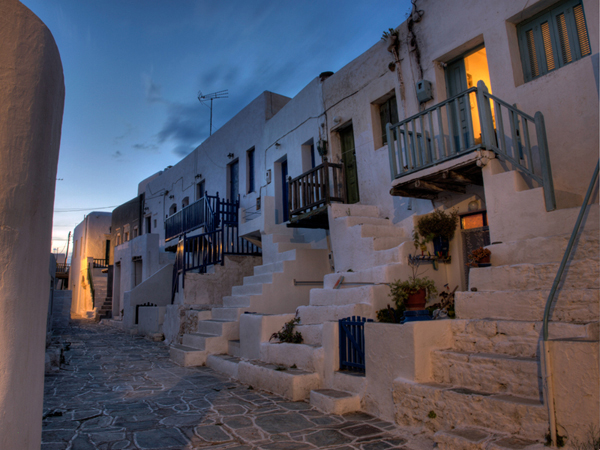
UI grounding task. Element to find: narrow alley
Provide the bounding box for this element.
[42,321,435,450]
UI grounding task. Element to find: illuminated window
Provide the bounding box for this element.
[461,212,488,230]
[518,0,591,82]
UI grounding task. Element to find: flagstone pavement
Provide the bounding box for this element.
[43,320,435,450]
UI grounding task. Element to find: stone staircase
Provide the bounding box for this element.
[91,268,111,320]
[205,205,430,411]
[392,203,599,449]
[169,231,331,367]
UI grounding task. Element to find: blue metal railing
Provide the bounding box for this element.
[387,81,556,212]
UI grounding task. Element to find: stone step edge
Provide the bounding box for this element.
[434,428,545,450]
[309,389,361,415]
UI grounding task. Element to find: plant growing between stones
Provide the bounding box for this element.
[569,425,600,450]
[427,410,437,419]
[270,316,303,344]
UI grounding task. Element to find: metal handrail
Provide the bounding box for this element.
[542,160,599,340]
[541,160,599,447]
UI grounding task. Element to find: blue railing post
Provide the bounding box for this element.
[476,81,497,150]
[534,112,556,212]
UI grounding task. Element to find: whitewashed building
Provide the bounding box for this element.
[110,0,598,445]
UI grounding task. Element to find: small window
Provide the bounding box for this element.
[124,231,129,242]
[518,0,591,82]
[379,95,398,145]
[182,197,189,208]
[145,216,151,234]
[247,148,255,193]
[169,203,177,216]
[133,227,138,238]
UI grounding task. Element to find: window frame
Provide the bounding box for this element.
[517,0,591,82]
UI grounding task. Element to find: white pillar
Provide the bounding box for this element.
[0,1,64,448]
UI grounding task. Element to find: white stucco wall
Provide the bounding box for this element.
[70,212,111,317]
[0,1,64,448]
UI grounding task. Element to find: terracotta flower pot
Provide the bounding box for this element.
[405,288,427,311]
[478,255,491,264]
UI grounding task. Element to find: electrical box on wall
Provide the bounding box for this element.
[266,169,272,184]
[416,80,433,103]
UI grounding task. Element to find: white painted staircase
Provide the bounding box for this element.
[170,231,331,367]
[393,202,599,449]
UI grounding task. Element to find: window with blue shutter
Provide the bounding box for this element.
[518,0,591,82]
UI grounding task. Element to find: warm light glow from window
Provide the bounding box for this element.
[461,213,485,230]
[465,47,494,144]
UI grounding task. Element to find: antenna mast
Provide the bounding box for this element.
[198,89,228,136]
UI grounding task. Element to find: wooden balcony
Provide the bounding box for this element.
[287,158,346,229]
[387,81,555,211]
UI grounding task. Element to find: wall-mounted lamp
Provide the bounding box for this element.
[227,153,235,159]
[169,195,174,200]
[195,174,202,179]
[333,116,341,124]
[274,142,281,148]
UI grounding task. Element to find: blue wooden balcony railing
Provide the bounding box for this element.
[165,193,223,242]
[386,80,556,212]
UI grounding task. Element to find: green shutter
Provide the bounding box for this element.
[518,0,591,82]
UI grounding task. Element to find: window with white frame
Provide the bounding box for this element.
[518,0,591,82]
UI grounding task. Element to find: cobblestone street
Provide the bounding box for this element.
[42,321,434,450]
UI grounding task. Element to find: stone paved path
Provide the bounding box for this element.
[43,320,434,450]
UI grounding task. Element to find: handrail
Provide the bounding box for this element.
[542,160,599,340]
[541,160,599,447]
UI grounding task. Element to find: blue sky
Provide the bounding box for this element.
[20,0,412,255]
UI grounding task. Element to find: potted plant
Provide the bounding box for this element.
[466,247,491,267]
[388,259,437,311]
[415,209,459,258]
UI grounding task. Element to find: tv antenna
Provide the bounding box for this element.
[198,89,228,136]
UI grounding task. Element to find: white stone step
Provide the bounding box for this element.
[330,203,379,218]
[455,289,599,323]
[207,354,240,379]
[393,379,547,441]
[359,224,405,239]
[336,216,391,228]
[271,233,306,244]
[490,230,599,266]
[228,340,241,357]
[237,360,321,401]
[260,342,323,373]
[242,272,274,285]
[295,324,322,346]
[253,261,285,276]
[223,295,251,308]
[211,307,242,321]
[323,263,408,289]
[431,350,540,399]
[309,285,390,307]
[182,332,227,353]
[197,319,239,340]
[450,319,594,359]
[169,344,207,367]
[434,428,546,450]
[310,389,361,415]
[433,428,491,450]
[297,303,374,325]
[372,236,406,251]
[276,242,314,252]
[231,283,263,296]
[469,259,599,292]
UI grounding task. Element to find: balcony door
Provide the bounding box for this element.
[445,46,492,148]
[340,125,359,204]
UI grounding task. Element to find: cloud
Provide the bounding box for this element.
[132,142,159,153]
[113,123,136,145]
[112,150,123,159]
[172,144,195,157]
